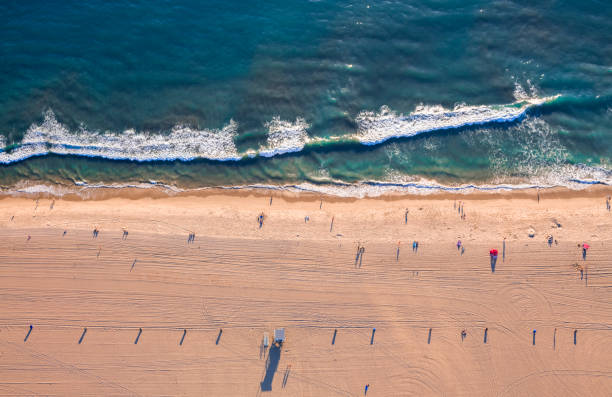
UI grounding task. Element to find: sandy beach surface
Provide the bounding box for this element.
[1,188,611,396]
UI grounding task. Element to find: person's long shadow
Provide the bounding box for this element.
[260,344,281,391]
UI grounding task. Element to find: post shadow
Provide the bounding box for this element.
[180,329,187,346]
[370,328,376,345]
[427,328,432,344]
[260,344,281,391]
[134,328,142,344]
[78,328,87,344]
[282,365,291,388]
[216,329,223,345]
[24,325,33,342]
[484,328,488,344]
[332,329,337,345]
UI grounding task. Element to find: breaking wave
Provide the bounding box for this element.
[353,96,556,145]
[0,96,559,164]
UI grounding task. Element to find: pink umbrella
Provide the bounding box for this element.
[490,249,498,257]
[583,243,590,250]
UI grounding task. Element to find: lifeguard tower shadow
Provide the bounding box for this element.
[260,344,281,391]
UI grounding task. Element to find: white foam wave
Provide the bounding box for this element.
[259,117,310,157]
[0,110,241,164]
[0,96,557,164]
[354,96,557,145]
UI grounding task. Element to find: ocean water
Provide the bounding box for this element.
[1,1,611,195]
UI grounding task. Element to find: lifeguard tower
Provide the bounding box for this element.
[274,328,285,345]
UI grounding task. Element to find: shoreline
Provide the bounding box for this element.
[1,179,610,202]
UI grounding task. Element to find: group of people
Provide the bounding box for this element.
[187,232,196,243]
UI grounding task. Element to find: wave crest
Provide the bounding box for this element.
[0,96,558,164]
[354,96,557,145]
[0,110,240,163]
[259,117,310,157]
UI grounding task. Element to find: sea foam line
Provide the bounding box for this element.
[2,162,608,199]
[0,96,558,164]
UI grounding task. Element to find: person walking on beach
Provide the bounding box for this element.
[396,241,400,261]
[582,243,589,260]
[364,384,370,395]
[456,239,462,251]
[490,249,498,272]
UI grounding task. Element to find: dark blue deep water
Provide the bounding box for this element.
[1,1,611,193]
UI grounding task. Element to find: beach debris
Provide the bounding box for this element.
[527,228,536,238]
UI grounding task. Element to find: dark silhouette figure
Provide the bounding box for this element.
[484,328,488,344]
[427,328,432,344]
[574,330,577,345]
[365,384,370,395]
[404,209,408,224]
[180,329,187,346]
[135,328,142,344]
[370,328,376,345]
[332,329,337,345]
[532,329,536,346]
[24,325,33,342]
[130,259,137,271]
[216,329,223,345]
[260,344,281,391]
[78,328,87,344]
[582,247,587,260]
[490,254,497,272]
[461,329,467,341]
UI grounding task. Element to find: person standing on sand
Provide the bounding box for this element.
[364,384,369,395]
[457,240,462,251]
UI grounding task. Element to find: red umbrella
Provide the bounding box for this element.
[490,249,498,256]
[583,243,590,250]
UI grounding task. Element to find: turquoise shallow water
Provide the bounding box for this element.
[0,1,611,194]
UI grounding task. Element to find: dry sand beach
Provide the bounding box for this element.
[1,188,611,396]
